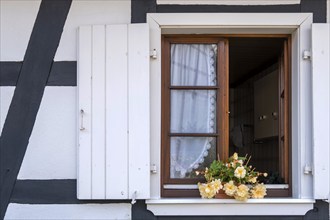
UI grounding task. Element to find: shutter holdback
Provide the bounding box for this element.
[131,191,138,204]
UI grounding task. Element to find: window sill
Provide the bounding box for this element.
[146,198,315,216]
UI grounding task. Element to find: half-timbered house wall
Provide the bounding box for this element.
[0,0,329,219]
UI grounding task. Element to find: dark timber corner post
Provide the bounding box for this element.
[0,0,72,218]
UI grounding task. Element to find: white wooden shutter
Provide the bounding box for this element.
[311,24,330,201]
[77,24,150,200]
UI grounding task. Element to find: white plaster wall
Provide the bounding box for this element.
[17,87,77,179]
[0,87,15,132]
[4,203,131,220]
[0,87,77,179]
[0,0,131,61]
[0,0,41,61]
[54,0,131,61]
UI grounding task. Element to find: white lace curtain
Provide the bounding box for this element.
[170,44,217,178]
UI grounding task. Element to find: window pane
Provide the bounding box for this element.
[171,90,216,133]
[170,137,216,179]
[171,44,217,86]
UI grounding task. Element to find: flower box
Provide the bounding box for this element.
[197,153,267,201]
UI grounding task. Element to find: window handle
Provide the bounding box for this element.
[80,109,85,131]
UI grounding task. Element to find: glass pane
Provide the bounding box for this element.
[170,90,216,133]
[170,137,216,179]
[171,44,217,86]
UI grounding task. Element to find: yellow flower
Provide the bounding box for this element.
[251,183,267,199]
[234,166,246,179]
[233,153,238,160]
[224,181,237,196]
[234,184,250,201]
[263,173,268,177]
[212,179,223,193]
[198,182,217,199]
[248,176,257,183]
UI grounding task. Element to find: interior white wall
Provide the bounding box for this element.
[0,0,41,61]
[4,203,131,220]
[54,0,131,61]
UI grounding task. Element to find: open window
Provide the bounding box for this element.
[161,35,291,197]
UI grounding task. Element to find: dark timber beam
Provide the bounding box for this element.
[300,0,327,23]
[0,0,72,218]
[132,0,326,23]
[10,180,130,204]
[0,61,77,86]
[131,0,156,23]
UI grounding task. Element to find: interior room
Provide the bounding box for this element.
[228,37,286,184]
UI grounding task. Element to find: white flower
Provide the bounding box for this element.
[248,176,257,183]
[234,184,250,201]
[224,181,237,196]
[234,166,246,179]
[251,183,267,199]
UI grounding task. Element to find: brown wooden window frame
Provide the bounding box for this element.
[161,35,291,198]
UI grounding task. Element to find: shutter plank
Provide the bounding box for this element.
[105,25,129,199]
[128,24,150,199]
[312,24,330,200]
[91,25,106,199]
[77,26,92,199]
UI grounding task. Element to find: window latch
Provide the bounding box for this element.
[150,49,157,59]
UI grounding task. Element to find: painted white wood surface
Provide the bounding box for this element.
[157,0,301,5]
[148,17,162,199]
[128,24,150,199]
[311,24,330,200]
[105,25,129,199]
[146,199,314,216]
[78,24,150,200]
[297,16,314,199]
[91,25,106,199]
[147,13,311,27]
[5,203,131,220]
[77,26,92,199]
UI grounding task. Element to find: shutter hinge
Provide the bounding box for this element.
[303,50,312,60]
[150,164,157,174]
[150,49,157,59]
[304,164,313,175]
